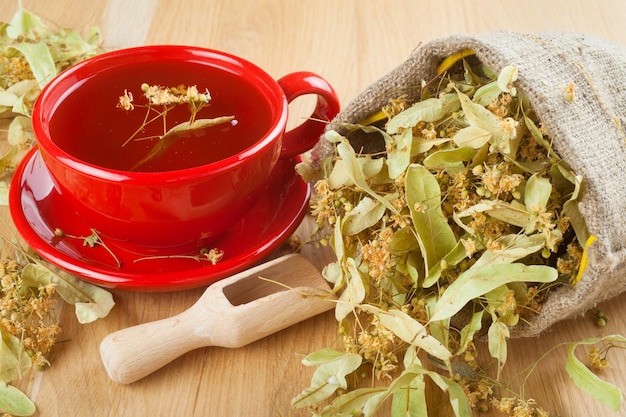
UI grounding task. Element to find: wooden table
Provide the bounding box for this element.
[2,1,626,416]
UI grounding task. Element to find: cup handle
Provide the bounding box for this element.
[277,71,340,159]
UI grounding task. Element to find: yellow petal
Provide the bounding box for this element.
[436,49,475,75]
[570,235,598,285]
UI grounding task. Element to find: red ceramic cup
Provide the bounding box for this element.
[31,45,339,250]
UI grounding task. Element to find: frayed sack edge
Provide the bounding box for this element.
[309,31,626,337]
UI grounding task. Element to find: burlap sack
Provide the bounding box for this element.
[311,31,626,337]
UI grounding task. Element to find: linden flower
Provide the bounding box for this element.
[562,82,576,102]
[141,83,180,105]
[500,117,519,140]
[117,89,134,111]
[202,248,224,265]
[184,85,211,103]
[588,347,610,370]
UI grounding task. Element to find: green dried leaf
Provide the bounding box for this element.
[21,262,115,324]
[360,305,451,361]
[430,262,557,322]
[386,128,413,179]
[390,371,427,417]
[488,320,510,379]
[452,125,492,149]
[405,164,457,271]
[9,43,56,89]
[6,7,47,40]
[423,147,476,175]
[319,387,387,417]
[424,240,469,288]
[524,115,559,159]
[0,381,36,416]
[475,233,546,266]
[47,27,101,63]
[386,94,460,134]
[8,115,34,147]
[457,88,511,154]
[565,335,626,411]
[426,296,450,350]
[412,137,451,155]
[131,116,235,171]
[472,81,501,106]
[292,350,362,408]
[342,197,386,236]
[336,141,396,212]
[10,80,40,116]
[399,347,471,417]
[301,348,351,366]
[322,261,342,288]
[332,216,346,265]
[497,65,518,96]
[328,155,384,189]
[457,310,484,355]
[0,145,20,176]
[426,371,473,417]
[478,200,531,229]
[524,173,552,212]
[335,258,366,322]
[0,331,31,383]
[0,89,19,106]
[162,116,235,140]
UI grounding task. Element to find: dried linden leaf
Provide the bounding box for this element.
[405,164,457,271]
[488,320,510,379]
[472,80,501,107]
[386,94,460,134]
[452,125,492,149]
[336,141,396,212]
[0,381,36,416]
[8,43,56,88]
[318,387,387,417]
[524,173,552,212]
[565,335,626,411]
[5,7,47,40]
[497,65,518,96]
[456,88,511,154]
[360,305,452,361]
[21,262,115,324]
[430,263,557,322]
[342,197,386,236]
[292,350,362,408]
[0,332,31,383]
[335,257,366,322]
[386,128,413,179]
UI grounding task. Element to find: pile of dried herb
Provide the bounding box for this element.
[294,56,625,416]
[0,6,113,416]
[0,4,101,198]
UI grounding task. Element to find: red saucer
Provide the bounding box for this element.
[9,148,311,291]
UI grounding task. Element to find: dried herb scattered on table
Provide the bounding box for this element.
[0,6,112,416]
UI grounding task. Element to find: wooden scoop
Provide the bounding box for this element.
[100,254,334,384]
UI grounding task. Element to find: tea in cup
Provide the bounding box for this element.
[30,45,340,250]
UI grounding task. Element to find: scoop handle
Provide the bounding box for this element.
[100,303,208,384]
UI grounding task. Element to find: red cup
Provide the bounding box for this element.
[31,45,339,250]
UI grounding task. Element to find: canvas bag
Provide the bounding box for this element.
[311,31,626,337]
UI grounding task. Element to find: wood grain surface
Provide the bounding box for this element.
[1,1,626,416]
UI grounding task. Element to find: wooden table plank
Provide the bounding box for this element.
[1,1,626,416]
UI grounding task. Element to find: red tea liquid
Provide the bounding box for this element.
[49,61,274,172]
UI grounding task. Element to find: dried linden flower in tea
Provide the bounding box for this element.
[117,83,234,171]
